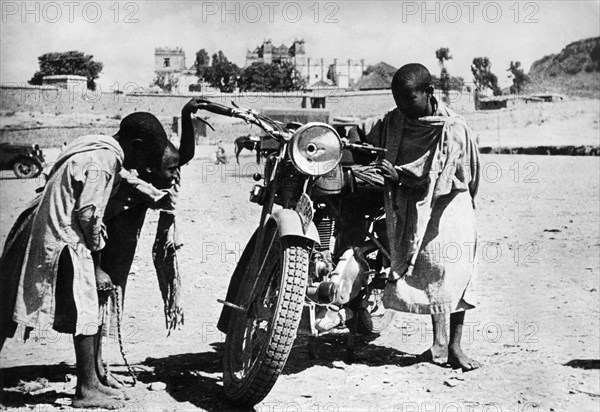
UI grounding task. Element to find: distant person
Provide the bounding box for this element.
[362,63,481,371]
[215,140,227,164]
[0,112,177,409]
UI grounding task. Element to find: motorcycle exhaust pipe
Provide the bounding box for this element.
[306,281,337,304]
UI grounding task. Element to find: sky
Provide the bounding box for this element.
[1,1,599,90]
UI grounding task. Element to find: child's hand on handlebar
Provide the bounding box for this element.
[182,97,212,115]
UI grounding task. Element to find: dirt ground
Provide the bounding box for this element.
[0,139,599,411]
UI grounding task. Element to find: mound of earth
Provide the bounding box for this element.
[529,37,600,98]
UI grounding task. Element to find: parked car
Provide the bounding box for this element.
[0,143,45,178]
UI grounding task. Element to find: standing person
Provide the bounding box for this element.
[215,140,227,164]
[95,98,208,388]
[362,63,481,371]
[0,112,177,409]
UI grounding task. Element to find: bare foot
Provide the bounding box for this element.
[448,346,481,371]
[417,343,448,365]
[98,382,128,399]
[100,372,124,389]
[73,386,124,409]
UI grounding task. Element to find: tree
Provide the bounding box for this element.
[204,51,240,93]
[436,47,452,103]
[151,73,179,93]
[194,49,210,79]
[431,74,465,91]
[471,57,502,96]
[449,75,465,91]
[29,51,103,90]
[238,61,305,92]
[507,61,530,94]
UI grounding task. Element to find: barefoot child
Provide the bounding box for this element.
[95,98,208,387]
[0,112,178,409]
[366,63,481,371]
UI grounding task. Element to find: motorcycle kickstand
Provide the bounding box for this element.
[345,314,359,364]
[307,336,319,360]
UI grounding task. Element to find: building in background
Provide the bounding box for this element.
[245,39,366,89]
[42,75,87,90]
[354,62,397,90]
[155,42,395,93]
[154,47,198,94]
[329,58,366,89]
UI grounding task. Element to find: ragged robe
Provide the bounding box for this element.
[0,135,124,337]
[357,104,480,314]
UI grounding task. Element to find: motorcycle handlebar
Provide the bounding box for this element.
[198,99,341,141]
[199,101,235,118]
[344,142,387,154]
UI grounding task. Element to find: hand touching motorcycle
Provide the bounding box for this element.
[373,159,399,185]
[182,97,212,116]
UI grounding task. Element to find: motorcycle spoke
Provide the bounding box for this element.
[366,289,386,318]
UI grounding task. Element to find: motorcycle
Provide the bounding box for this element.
[194,100,394,406]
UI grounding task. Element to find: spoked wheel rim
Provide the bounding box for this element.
[357,276,394,334]
[365,288,386,319]
[229,230,282,382]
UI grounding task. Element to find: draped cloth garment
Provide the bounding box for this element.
[357,104,480,314]
[0,135,124,336]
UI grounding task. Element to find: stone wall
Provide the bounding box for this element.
[0,85,486,120]
[0,85,399,119]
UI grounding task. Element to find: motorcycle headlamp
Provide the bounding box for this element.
[288,123,342,176]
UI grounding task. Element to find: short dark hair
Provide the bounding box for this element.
[392,63,432,97]
[118,112,175,166]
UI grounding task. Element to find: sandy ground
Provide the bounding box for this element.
[0,141,599,411]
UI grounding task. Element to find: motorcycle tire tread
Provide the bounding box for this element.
[224,244,309,407]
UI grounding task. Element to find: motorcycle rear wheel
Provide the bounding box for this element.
[357,287,394,334]
[223,223,309,407]
[354,245,395,335]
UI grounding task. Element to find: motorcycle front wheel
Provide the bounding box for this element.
[223,222,309,407]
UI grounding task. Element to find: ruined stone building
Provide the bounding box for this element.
[154,47,198,94]
[154,42,386,93]
[245,39,365,89]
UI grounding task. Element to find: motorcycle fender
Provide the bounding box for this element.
[217,230,257,334]
[270,209,320,245]
[217,212,319,334]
